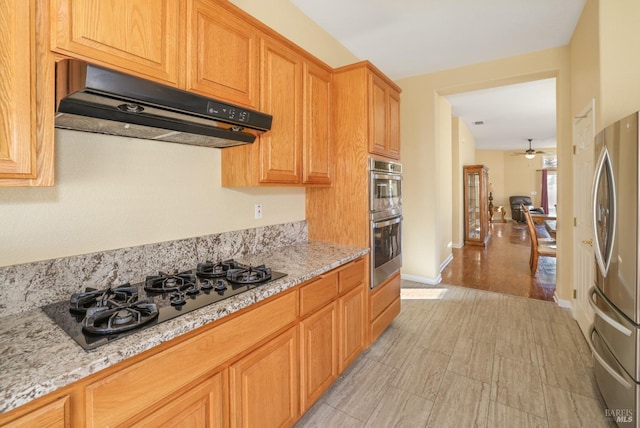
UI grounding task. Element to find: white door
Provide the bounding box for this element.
[573,101,596,336]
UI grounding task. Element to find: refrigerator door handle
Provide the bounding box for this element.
[587,326,633,389]
[588,286,632,336]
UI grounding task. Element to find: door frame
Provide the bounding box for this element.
[572,99,596,335]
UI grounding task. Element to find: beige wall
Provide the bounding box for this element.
[398,47,573,298]
[452,118,476,247]
[570,0,601,130]
[476,149,556,220]
[437,97,453,266]
[599,0,640,128]
[230,0,358,68]
[475,150,505,208]
[0,0,359,267]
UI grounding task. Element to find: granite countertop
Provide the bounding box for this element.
[0,241,369,414]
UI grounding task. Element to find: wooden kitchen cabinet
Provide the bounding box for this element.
[369,73,401,159]
[187,0,259,109]
[230,327,299,428]
[307,63,401,340]
[128,372,227,428]
[337,259,367,371]
[370,271,401,342]
[85,290,296,428]
[256,36,303,184]
[52,0,186,86]
[299,301,338,412]
[0,396,69,428]
[220,30,332,187]
[0,259,369,427]
[0,0,54,187]
[302,61,332,185]
[339,283,367,371]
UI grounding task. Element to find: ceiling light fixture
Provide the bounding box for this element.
[525,153,536,159]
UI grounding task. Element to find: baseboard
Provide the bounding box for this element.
[440,253,454,271]
[451,242,464,249]
[554,293,573,310]
[401,273,442,285]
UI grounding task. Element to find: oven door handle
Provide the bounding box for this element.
[588,286,632,336]
[372,172,402,181]
[373,216,403,228]
[587,326,633,389]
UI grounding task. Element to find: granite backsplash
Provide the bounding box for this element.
[0,221,307,317]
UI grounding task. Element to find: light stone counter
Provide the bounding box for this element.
[0,241,368,414]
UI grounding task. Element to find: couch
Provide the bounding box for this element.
[509,196,545,222]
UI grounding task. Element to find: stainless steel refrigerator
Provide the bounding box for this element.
[588,111,639,428]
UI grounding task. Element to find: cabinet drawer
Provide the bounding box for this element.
[370,272,401,320]
[338,257,365,293]
[300,273,338,317]
[371,297,400,341]
[86,291,297,428]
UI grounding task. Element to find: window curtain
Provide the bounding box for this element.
[541,169,549,214]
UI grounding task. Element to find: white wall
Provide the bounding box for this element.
[0,0,359,268]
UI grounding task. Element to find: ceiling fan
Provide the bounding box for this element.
[511,139,551,159]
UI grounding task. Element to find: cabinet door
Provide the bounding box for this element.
[339,284,367,372]
[187,0,258,108]
[387,89,401,159]
[300,302,338,412]
[53,0,184,86]
[230,327,298,428]
[302,61,332,185]
[129,372,226,428]
[368,74,388,156]
[0,0,36,180]
[259,38,302,184]
[0,396,69,428]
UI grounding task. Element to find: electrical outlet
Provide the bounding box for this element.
[254,204,262,219]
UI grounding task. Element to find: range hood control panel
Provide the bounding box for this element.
[207,101,250,123]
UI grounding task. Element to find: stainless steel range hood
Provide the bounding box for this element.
[55,60,272,148]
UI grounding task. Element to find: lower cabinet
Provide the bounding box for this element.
[0,257,374,428]
[339,284,367,371]
[300,301,338,412]
[370,271,401,342]
[0,396,69,428]
[230,327,299,428]
[129,372,227,428]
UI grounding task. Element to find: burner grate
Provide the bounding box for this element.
[83,301,159,335]
[144,272,197,293]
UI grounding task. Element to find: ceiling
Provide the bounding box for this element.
[290,0,586,151]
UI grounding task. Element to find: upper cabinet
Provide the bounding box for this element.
[221,37,332,187]
[2,0,397,188]
[368,73,401,159]
[187,0,259,109]
[303,61,332,186]
[258,36,303,184]
[52,0,186,86]
[0,0,54,186]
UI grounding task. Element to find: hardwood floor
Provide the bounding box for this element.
[441,221,556,301]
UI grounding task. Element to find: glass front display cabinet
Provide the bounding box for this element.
[463,165,489,246]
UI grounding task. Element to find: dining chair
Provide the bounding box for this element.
[521,203,556,275]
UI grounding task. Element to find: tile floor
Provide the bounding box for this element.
[295,281,614,428]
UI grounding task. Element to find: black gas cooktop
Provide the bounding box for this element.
[42,260,286,351]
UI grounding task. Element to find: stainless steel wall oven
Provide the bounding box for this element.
[369,158,402,289]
